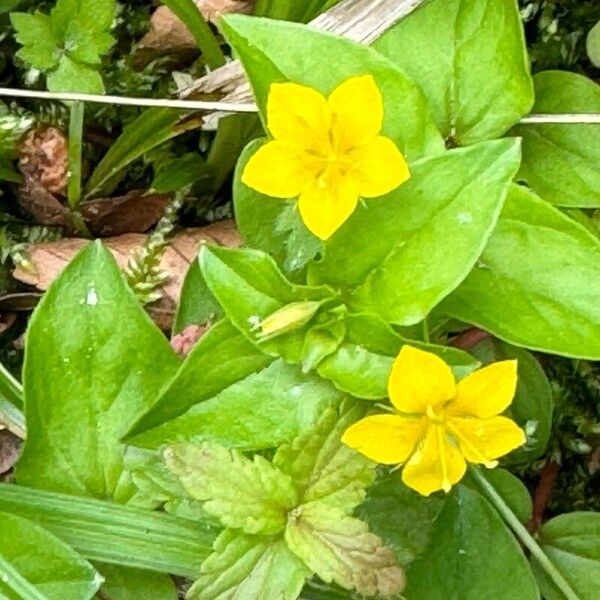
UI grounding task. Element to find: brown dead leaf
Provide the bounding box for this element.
[170,324,209,356]
[12,221,241,329]
[138,0,254,54]
[0,429,22,476]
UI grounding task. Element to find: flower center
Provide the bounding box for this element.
[425,404,446,425]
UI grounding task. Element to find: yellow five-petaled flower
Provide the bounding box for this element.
[342,346,526,496]
[242,75,410,240]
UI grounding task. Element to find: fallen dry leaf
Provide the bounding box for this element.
[170,324,208,356]
[12,221,241,329]
[138,0,254,55]
[0,429,22,476]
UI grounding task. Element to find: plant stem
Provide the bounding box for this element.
[0,555,49,600]
[421,317,430,343]
[161,0,226,70]
[470,466,580,600]
[67,101,84,208]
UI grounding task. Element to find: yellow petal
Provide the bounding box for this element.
[348,136,410,198]
[401,424,466,496]
[447,416,526,466]
[341,414,427,465]
[449,360,518,419]
[267,82,330,151]
[241,140,319,198]
[328,74,383,151]
[297,176,358,240]
[388,346,456,414]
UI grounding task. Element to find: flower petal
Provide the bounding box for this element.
[348,136,410,198]
[328,74,383,151]
[388,345,456,414]
[297,176,358,240]
[267,82,330,150]
[401,424,466,496]
[449,360,518,419]
[447,416,526,466]
[242,140,319,198]
[341,414,427,465]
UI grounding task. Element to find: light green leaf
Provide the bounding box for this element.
[189,530,309,600]
[374,0,533,145]
[16,242,180,502]
[533,512,600,600]
[0,511,101,600]
[11,12,60,70]
[317,314,479,399]
[129,359,340,452]
[97,565,176,600]
[443,185,600,359]
[311,139,521,326]
[356,474,444,566]
[165,441,298,535]
[220,14,444,161]
[406,486,539,600]
[285,502,405,597]
[199,245,335,361]
[512,71,600,207]
[47,56,105,94]
[274,403,374,513]
[587,21,600,67]
[128,319,272,439]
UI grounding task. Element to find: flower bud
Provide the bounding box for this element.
[255,301,322,340]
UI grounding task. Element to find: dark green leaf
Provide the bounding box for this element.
[16,242,181,502]
[311,139,521,326]
[97,565,176,600]
[512,71,600,207]
[150,152,208,194]
[374,0,533,145]
[443,185,600,359]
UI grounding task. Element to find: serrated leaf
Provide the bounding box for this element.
[47,56,105,94]
[165,442,298,535]
[11,12,60,70]
[274,403,374,513]
[285,503,405,597]
[189,530,309,600]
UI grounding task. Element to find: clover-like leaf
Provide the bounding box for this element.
[189,530,309,600]
[164,442,298,535]
[285,502,405,597]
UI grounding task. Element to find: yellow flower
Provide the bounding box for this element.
[242,75,410,240]
[342,346,526,496]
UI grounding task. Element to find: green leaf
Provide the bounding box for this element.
[97,565,176,600]
[443,185,600,359]
[220,14,444,161]
[10,12,60,70]
[150,152,209,194]
[16,242,181,502]
[317,314,479,399]
[274,403,374,513]
[85,108,203,198]
[165,441,298,535]
[128,359,341,452]
[199,245,335,361]
[406,486,539,600]
[0,483,214,577]
[471,338,553,462]
[512,71,600,208]
[0,157,22,183]
[234,140,322,276]
[356,474,444,566]
[188,530,309,600]
[0,511,101,600]
[285,502,405,597]
[128,319,272,439]
[587,21,600,67]
[311,139,521,326]
[47,55,105,94]
[173,260,222,333]
[533,512,600,600]
[374,0,533,145]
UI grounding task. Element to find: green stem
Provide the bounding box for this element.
[470,466,580,600]
[67,101,84,209]
[422,317,430,343]
[161,0,226,69]
[0,555,50,600]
